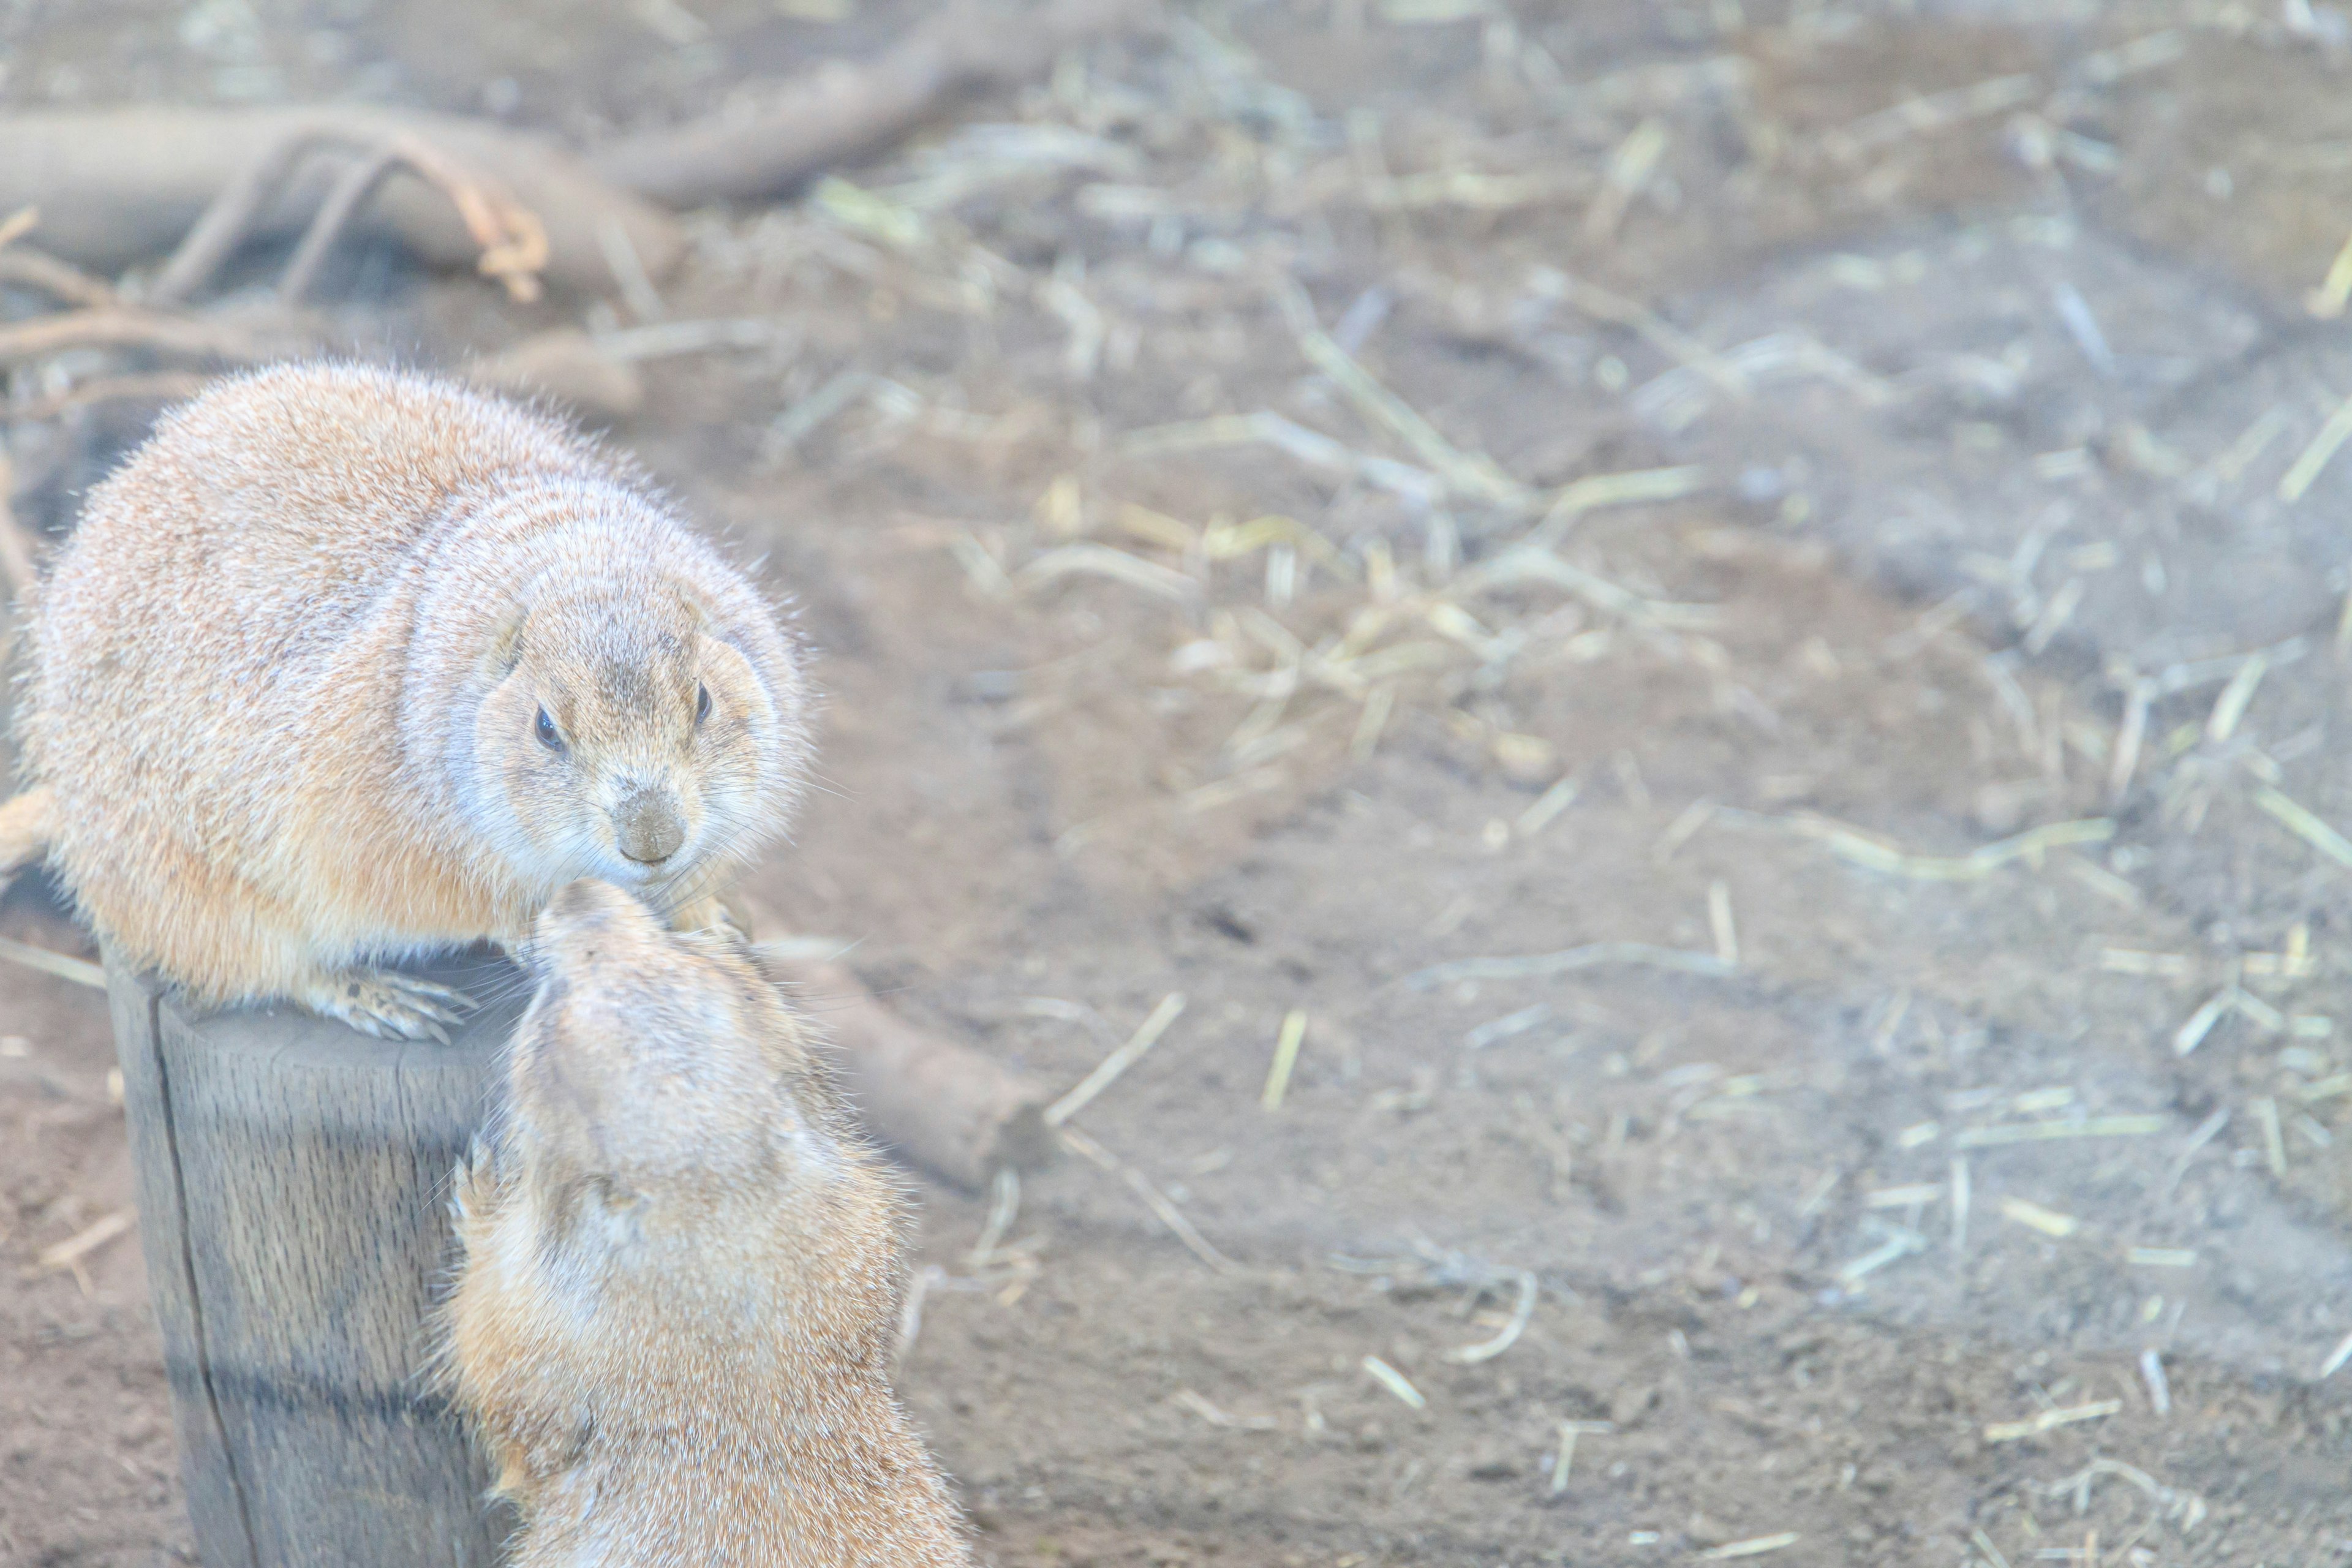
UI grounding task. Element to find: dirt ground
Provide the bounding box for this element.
[11,1,2352,1563]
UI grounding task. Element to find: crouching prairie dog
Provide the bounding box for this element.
[5,361,807,1038]
[443,880,971,1567]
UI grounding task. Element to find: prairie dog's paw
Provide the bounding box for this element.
[666,892,751,942]
[307,969,478,1042]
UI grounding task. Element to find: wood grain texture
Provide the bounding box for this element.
[107,950,524,1568]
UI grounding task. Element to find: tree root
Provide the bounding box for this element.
[0,107,676,297]
[591,0,1150,207]
[0,1,1147,301]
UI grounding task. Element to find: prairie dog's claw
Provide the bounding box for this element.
[309,970,480,1042]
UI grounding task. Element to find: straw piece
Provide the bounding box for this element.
[2308,224,2352,318]
[1864,1183,1944,1208]
[1462,546,1721,630]
[2126,1247,2197,1268]
[2109,678,2152,805]
[2205,653,2268,743]
[1536,465,1707,541]
[1983,1400,2119,1443]
[1582,116,1668,244]
[1360,1355,1426,1409]
[1779,813,2114,881]
[1527,268,1747,400]
[1116,410,1444,506]
[2254,1096,2286,1177]
[1830,72,2039,154]
[1403,941,1735,989]
[1056,1123,1234,1273]
[0,936,104,990]
[1836,1231,1924,1286]
[1999,1197,2079,1238]
[1516,774,1581,837]
[2099,949,2192,978]
[35,1208,133,1272]
[2280,391,2352,503]
[969,1169,1021,1269]
[1043,992,1186,1127]
[1445,1268,1537,1363]
[1951,1158,1970,1251]
[2139,1349,2171,1416]
[1261,1009,1308,1111]
[1019,542,1200,605]
[2253,786,2352,870]
[1952,1115,2168,1148]
[1700,1535,1800,1561]
[1276,282,1532,509]
[2173,988,2233,1056]
[1706,880,1738,968]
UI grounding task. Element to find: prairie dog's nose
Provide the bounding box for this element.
[615,786,685,864]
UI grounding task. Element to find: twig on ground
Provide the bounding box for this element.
[0,454,37,605]
[0,307,293,366]
[4,371,211,423]
[1057,1122,1236,1272]
[0,246,118,309]
[0,936,105,990]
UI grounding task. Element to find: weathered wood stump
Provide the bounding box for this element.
[105,951,522,1568]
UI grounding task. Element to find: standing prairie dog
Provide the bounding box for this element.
[4,362,807,1038]
[444,880,971,1568]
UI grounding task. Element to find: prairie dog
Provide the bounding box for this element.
[444,880,971,1568]
[9,362,807,1038]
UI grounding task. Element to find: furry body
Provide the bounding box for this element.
[11,363,807,1035]
[445,881,970,1567]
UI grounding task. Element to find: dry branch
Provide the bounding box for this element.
[154,124,551,304]
[764,951,1057,1190]
[0,246,118,309]
[0,108,678,296]
[0,0,1144,300]
[0,307,295,366]
[592,0,1149,207]
[4,371,211,423]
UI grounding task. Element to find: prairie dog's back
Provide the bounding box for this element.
[39,363,613,659]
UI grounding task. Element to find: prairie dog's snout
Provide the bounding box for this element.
[613,783,684,863]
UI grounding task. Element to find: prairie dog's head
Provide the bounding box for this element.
[451,883,905,1436]
[505,879,824,1192]
[427,475,810,911]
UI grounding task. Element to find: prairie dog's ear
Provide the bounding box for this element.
[682,590,769,662]
[681,592,729,649]
[481,605,529,679]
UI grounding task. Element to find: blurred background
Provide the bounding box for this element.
[5,1,2352,1562]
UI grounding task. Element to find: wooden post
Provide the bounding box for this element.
[105,952,524,1568]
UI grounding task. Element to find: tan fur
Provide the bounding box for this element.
[9,363,809,1036]
[443,881,971,1568]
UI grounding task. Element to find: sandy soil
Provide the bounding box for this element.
[8,1,2352,1564]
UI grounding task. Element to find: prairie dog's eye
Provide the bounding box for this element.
[695,682,712,725]
[535,706,565,753]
